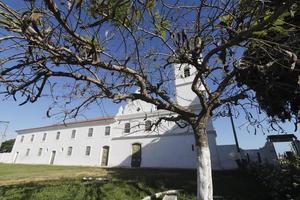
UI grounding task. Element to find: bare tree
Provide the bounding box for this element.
[0,0,298,199]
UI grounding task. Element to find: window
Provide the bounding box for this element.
[124,123,130,133]
[85,146,91,156]
[145,120,151,131]
[88,128,93,137]
[26,149,30,156]
[30,134,35,142]
[20,135,24,143]
[71,130,76,139]
[42,133,47,141]
[38,148,43,156]
[105,126,111,136]
[67,147,73,156]
[184,67,190,77]
[56,132,60,140]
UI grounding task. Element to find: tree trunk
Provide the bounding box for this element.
[193,119,213,200]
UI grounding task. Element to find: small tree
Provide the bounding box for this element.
[0,139,15,153]
[0,1,298,199]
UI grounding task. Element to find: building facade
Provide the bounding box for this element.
[0,64,278,169]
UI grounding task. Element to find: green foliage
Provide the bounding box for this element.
[88,0,132,27]
[236,2,300,122]
[248,157,300,200]
[146,0,156,10]
[253,11,292,37]
[87,0,144,28]
[219,15,234,26]
[0,139,15,153]
[154,12,170,39]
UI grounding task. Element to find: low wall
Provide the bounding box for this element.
[216,141,278,170]
[217,145,239,170]
[0,153,12,163]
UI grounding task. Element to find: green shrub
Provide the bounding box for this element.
[248,156,300,200]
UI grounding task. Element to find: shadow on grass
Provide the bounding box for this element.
[106,168,269,200]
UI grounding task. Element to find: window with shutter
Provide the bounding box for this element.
[85,146,91,156]
[88,128,93,137]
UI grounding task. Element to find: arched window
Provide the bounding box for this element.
[145,120,151,131]
[184,67,190,77]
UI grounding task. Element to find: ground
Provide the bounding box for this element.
[0,164,268,200]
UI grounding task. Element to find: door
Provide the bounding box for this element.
[101,146,110,166]
[50,151,56,165]
[131,143,141,167]
[13,152,19,163]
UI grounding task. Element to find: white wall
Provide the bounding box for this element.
[244,141,277,164]
[0,153,12,163]
[11,120,114,166]
[217,145,239,170]
[10,112,221,169]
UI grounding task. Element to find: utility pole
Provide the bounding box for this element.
[227,105,240,153]
[0,121,9,150]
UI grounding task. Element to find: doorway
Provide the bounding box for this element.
[101,146,110,166]
[131,143,141,167]
[50,151,56,165]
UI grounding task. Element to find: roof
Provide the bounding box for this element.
[16,116,115,134]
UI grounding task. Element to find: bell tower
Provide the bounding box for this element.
[174,63,202,107]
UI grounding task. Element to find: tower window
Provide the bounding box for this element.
[184,67,190,77]
[145,120,151,131]
[124,123,130,133]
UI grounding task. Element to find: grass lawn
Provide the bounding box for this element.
[0,163,268,200]
[0,164,107,185]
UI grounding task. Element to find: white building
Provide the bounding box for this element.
[0,64,277,169]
